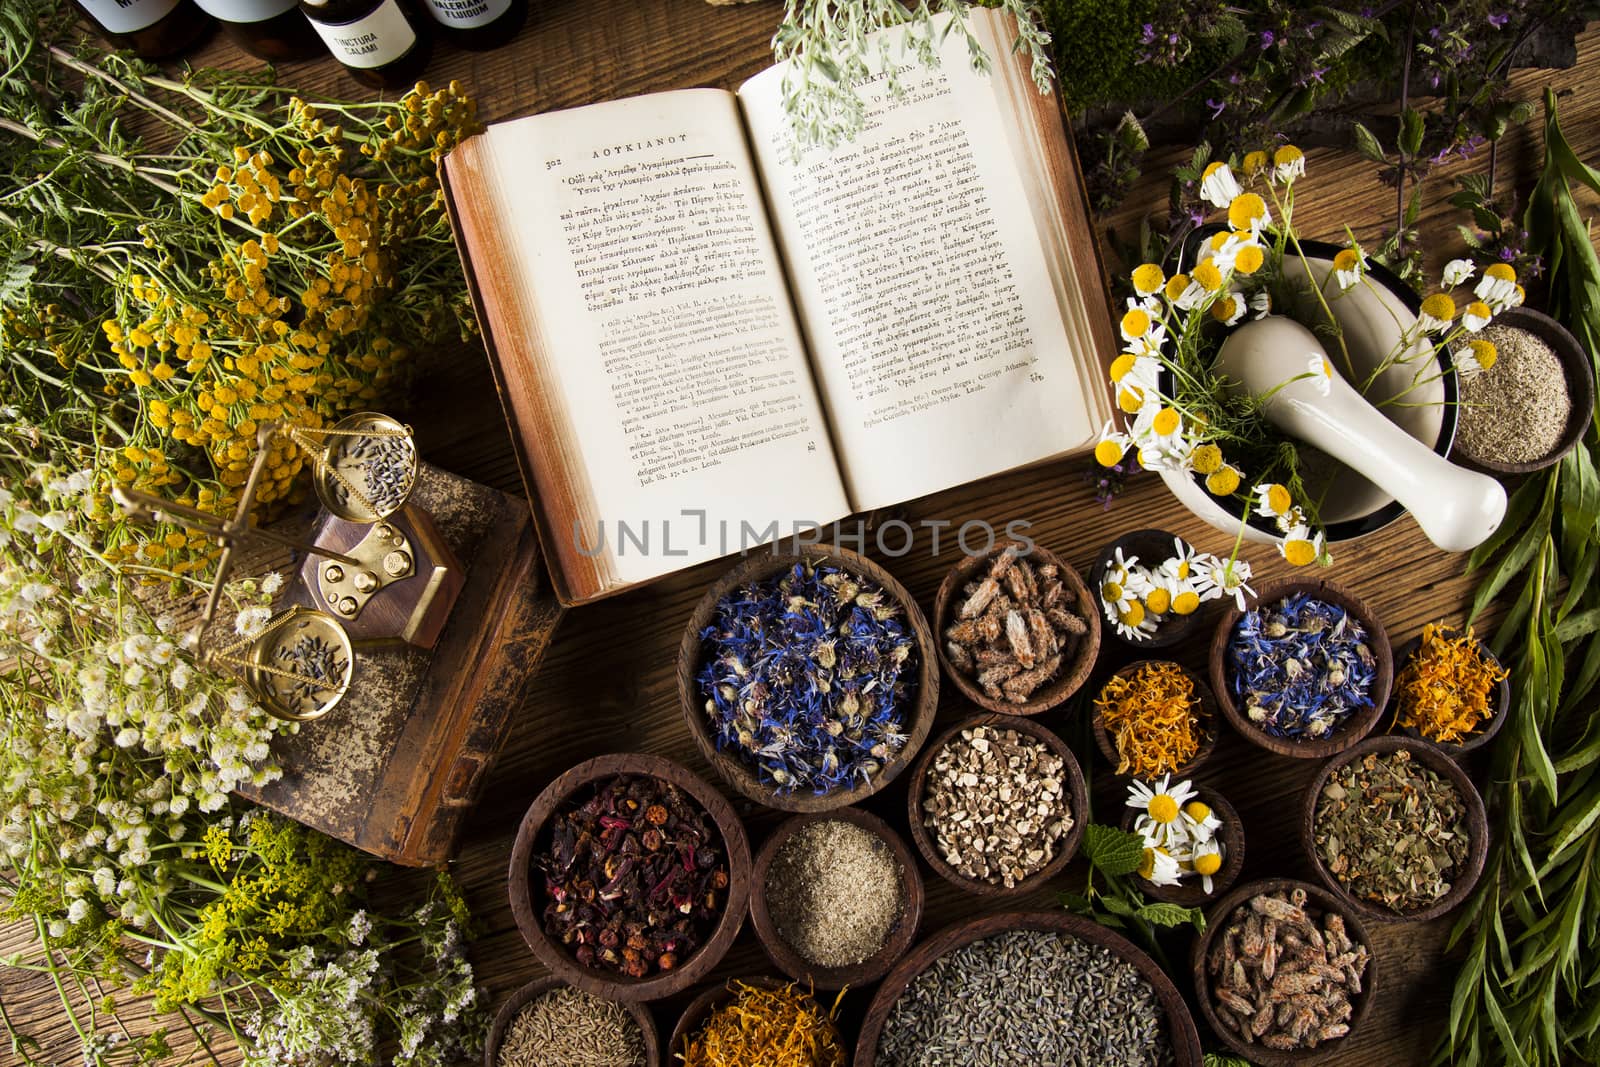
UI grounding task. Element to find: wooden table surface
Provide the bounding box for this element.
[8,3,1600,1064]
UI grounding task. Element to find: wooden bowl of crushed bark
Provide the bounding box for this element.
[1192,878,1377,1066]
[932,540,1100,715]
[485,976,660,1067]
[904,713,1088,899]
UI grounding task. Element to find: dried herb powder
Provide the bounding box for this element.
[921,725,1073,887]
[942,545,1088,702]
[496,985,645,1067]
[765,819,903,968]
[1095,661,1207,776]
[1314,748,1471,913]
[1225,593,1377,740]
[1205,887,1369,1050]
[538,774,728,979]
[876,929,1174,1066]
[1394,623,1507,743]
[697,560,915,794]
[681,981,845,1067]
[1455,322,1570,465]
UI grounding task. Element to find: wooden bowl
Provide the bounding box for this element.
[1118,785,1245,906]
[1092,659,1220,779]
[1385,628,1511,757]
[677,545,938,812]
[932,539,1101,715]
[1192,878,1377,1066]
[1209,579,1392,760]
[483,976,660,1067]
[1087,528,1210,650]
[905,713,1088,898]
[748,808,924,989]
[1301,736,1488,924]
[669,976,847,1066]
[508,753,751,1002]
[855,910,1203,1066]
[1452,305,1596,475]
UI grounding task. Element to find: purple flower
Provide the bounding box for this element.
[1488,11,1510,27]
[1260,29,1276,47]
[1206,97,1228,118]
[1141,22,1156,43]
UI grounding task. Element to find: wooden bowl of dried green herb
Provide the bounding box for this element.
[669,976,847,1066]
[748,807,924,989]
[1386,623,1511,758]
[905,713,1088,899]
[1192,878,1376,1065]
[1209,579,1392,760]
[677,545,939,813]
[1301,736,1488,924]
[932,539,1101,715]
[857,910,1203,1066]
[484,976,659,1067]
[508,753,751,1003]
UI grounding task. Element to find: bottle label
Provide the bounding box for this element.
[307,0,415,68]
[192,0,298,20]
[422,0,510,28]
[77,0,180,33]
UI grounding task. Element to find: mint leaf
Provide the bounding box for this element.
[1203,1054,1255,1067]
[1082,823,1145,877]
[1137,902,1207,932]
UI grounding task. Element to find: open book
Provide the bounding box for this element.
[441,10,1116,604]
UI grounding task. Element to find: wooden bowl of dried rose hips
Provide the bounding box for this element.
[677,545,939,813]
[508,753,752,1002]
[932,539,1101,715]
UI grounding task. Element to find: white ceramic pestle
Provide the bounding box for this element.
[1213,316,1507,553]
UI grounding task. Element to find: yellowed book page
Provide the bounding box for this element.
[481,89,848,586]
[738,13,1102,512]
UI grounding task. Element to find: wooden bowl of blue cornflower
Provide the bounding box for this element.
[677,545,939,813]
[1208,579,1392,760]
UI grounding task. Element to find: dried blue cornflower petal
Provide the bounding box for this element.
[697,560,916,795]
[1224,593,1375,740]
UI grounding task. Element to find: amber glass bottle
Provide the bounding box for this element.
[299,0,432,89]
[417,0,526,51]
[194,0,323,61]
[72,0,214,58]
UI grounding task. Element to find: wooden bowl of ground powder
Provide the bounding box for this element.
[1453,307,1595,475]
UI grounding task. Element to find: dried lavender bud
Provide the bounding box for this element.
[698,560,915,795]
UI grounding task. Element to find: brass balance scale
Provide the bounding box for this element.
[115,412,463,723]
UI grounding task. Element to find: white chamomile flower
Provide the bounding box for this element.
[1202,556,1255,611]
[1128,774,1198,829]
[1249,289,1272,319]
[1458,338,1498,381]
[260,571,285,596]
[1278,524,1326,568]
[1181,798,1222,841]
[1442,258,1476,287]
[1461,300,1493,332]
[1199,161,1243,209]
[1211,290,1247,326]
[1253,483,1294,522]
[1331,247,1366,292]
[1474,264,1519,310]
[1191,837,1225,894]
[1139,846,1183,888]
[1306,354,1334,396]
[1094,420,1133,469]
[1272,145,1305,184]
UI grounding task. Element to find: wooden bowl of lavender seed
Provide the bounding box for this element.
[748,807,924,989]
[932,539,1101,716]
[508,753,751,1003]
[1088,528,1210,650]
[1118,784,1245,907]
[484,976,659,1067]
[1192,878,1377,1065]
[677,545,939,813]
[1301,736,1488,924]
[856,910,1203,1067]
[1209,579,1392,761]
[905,713,1088,899]
[1450,306,1595,476]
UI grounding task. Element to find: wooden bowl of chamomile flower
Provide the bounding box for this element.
[677,545,938,814]
[1088,528,1211,650]
[1117,783,1245,907]
[1209,579,1392,761]
[1092,660,1220,780]
[932,539,1101,716]
[484,976,661,1067]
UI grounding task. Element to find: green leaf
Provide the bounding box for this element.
[1543,782,1600,870]
[1351,121,1386,164]
[1060,891,1094,915]
[1470,481,1554,625]
[1203,1055,1254,1067]
[1562,443,1600,539]
[1136,901,1205,931]
[1482,980,1532,1067]
[1400,107,1425,157]
[1469,475,1548,573]
[1082,823,1145,877]
[1557,609,1600,644]
[0,255,34,309]
[1101,893,1137,917]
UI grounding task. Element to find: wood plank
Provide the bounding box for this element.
[7,4,1600,1063]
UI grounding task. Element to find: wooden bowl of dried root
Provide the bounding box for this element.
[933,540,1100,715]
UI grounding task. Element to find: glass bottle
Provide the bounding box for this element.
[72,0,215,58]
[299,0,432,89]
[193,0,323,61]
[417,0,526,51]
